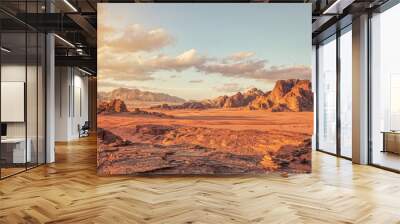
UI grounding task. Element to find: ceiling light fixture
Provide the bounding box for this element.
[63,0,78,12]
[1,47,11,53]
[323,0,341,14]
[54,34,75,48]
[323,0,354,15]
[76,48,86,56]
[78,67,93,76]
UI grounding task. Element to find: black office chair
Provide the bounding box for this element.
[79,121,90,138]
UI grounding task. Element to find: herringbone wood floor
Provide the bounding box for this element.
[1,136,400,224]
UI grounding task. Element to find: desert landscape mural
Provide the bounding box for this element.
[97,4,312,175]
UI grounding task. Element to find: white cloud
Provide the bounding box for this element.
[98,49,207,81]
[100,24,173,54]
[226,51,255,61]
[197,60,311,81]
[145,49,207,72]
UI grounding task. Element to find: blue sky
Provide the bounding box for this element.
[98,4,311,100]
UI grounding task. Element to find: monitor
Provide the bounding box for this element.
[1,123,7,137]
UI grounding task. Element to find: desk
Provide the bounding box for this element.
[1,138,31,163]
[381,131,400,154]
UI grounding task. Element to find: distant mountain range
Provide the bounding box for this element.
[98,88,186,109]
[98,79,313,112]
[151,79,313,112]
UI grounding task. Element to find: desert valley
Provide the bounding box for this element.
[97,79,313,175]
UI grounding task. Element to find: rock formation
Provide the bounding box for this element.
[97,99,128,114]
[249,79,313,112]
[97,128,132,146]
[151,79,312,112]
[221,88,263,108]
[151,101,210,110]
[270,139,311,172]
[152,87,265,110]
[97,124,311,175]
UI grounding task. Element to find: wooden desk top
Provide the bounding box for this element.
[1,138,30,143]
[381,131,400,134]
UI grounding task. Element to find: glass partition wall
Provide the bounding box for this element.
[0,4,46,179]
[370,3,400,171]
[315,26,353,159]
[339,27,352,159]
[317,35,337,155]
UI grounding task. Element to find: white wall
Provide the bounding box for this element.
[55,67,70,141]
[1,65,26,138]
[72,73,89,138]
[1,65,40,139]
[55,67,89,141]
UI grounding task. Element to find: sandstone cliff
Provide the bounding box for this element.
[249,79,313,112]
[97,99,128,114]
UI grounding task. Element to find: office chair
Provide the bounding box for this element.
[79,121,90,138]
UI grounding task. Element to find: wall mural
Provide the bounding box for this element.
[97,4,313,175]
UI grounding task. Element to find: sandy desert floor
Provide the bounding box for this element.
[99,108,313,133]
[97,109,313,175]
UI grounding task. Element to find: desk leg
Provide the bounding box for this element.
[382,133,386,153]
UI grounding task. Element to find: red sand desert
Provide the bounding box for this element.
[97,109,312,175]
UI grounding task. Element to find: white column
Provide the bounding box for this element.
[352,14,369,164]
[46,32,55,163]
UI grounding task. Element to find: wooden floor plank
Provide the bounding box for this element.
[0,136,400,223]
